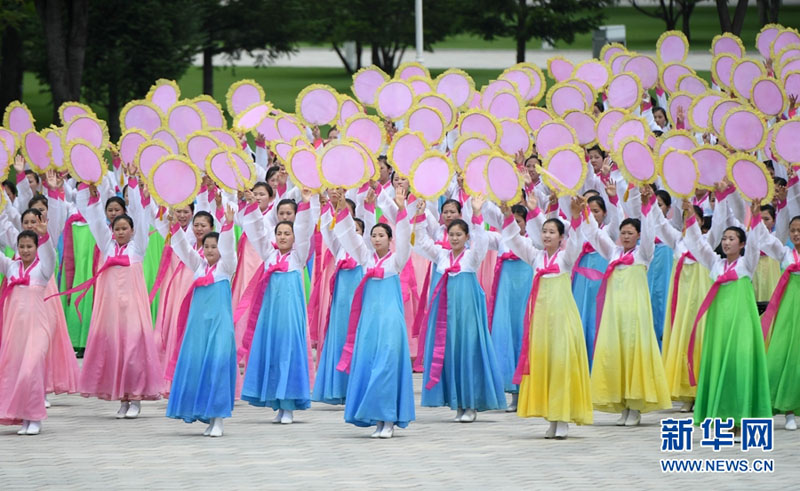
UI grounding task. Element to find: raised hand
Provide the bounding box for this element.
[394,186,407,210]
[604,178,617,198]
[415,200,426,216]
[500,203,511,217]
[751,198,762,218]
[471,193,485,215]
[88,184,98,198]
[33,218,48,237]
[224,204,235,224]
[526,192,538,211]
[13,154,24,173]
[570,195,585,218]
[301,187,313,203]
[243,189,255,204]
[45,170,58,190]
[365,187,376,205]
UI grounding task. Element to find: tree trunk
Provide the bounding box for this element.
[730,0,748,35]
[768,0,780,23]
[107,76,121,142]
[715,0,732,32]
[758,0,768,26]
[355,41,362,71]
[681,2,695,42]
[203,47,214,95]
[371,44,379,67]
[0,25,24,111]
[516,0,526,63]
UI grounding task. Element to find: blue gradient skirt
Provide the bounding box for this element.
[647,243,674,350]
[489,259,533,393]
[571,251,608,369]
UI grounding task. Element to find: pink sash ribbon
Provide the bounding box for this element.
[593,251,635,353]
[336,254,391,373]
[760,250,800,341]
[235,254,289,362]
[512,254,560,384]
[318,255,357,359]
[687,262,738,386]
[167,265,217,378]
[411,235,450,358]
[669,251,696,328]
[572,242,604,281]
[149,244,175,302]
[487,251,520,333]
[59,213,86,296]
[229,232,249,295]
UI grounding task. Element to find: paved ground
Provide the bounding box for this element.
[2,374,797,489]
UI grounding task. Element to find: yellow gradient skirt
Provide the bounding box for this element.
[591,265,671,413]
[753,255,781,303]
[517,274,593,424]
[662,261,712,401]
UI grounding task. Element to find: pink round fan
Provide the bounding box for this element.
[731,59,764,100]
[42,128,64,170]
[487,91,522,120]
[147,81,180,115]
[121,101,162,135]
[772,119,800,164]
[297,85,339,126]
[572,60,610,91]
[771,29,800,58]
[436,69,474,108]
[668,92,693,129]
[524,107,553,133]
[226,80,265,116]
[606,73,640,110]
[730,156,771,203]
[691,145,729,189]
[618,138,657,183]
[764,126,777,160]
[0,128,17,155]
[343,115,384,156]
[460,111,499,143]
[4,103,34,133]
[611,118,648,154]
[233,102,270,132]
[499,68,534,101]
[778,48,800,68]
[657,131,696,156]
[660,149,697,198]
[338,96,363,127]
[168,104,206,141]
[518,64,545,103]
[388,129,426,177]
[21,131,51,172]
[751,77,786,117]
[419,93,456,128]
[66,141,104,184]
[277,115,304,141]
[352,67,388,106]
[565,79,596,108]
[149,156,200,208]
[661,63,693,93]
[710,100,742,135]
[453,135,491,172]
[207,149,246,191]
[498,119,530,156]
[193,96,225,129]
[185,133,220,170]
[481,80,516,110]
[0,141,9,179]
[720,108,765,152]
[406,106,445,144]
[779,59,800,80]
[409,152,452,200]
[350,140,376,181]
[59,103,92,125]
[542,145,586,196]
[463,151,490,195]
[153,128,180,154]
[535,120,577,158]
[118,130,147,166]
[624,54,659,89]
[657,31,688,64]
[785,71,800,99]
[688,92,722,132]
[601,44,626,65]
[467,90,481,109]
[595,109,626,151]
[547,83,586,116]
[486,154,521,204]
[320,143,367,189]
[65,115,107,149]
[396,63,428,80]
[286,147,323,191]
[137,141,170,177]
[712,34,745,57]
[376,80,414,120]
[610,53,631,75]
[255,115,281,141]
[757,25,782,59]
[676,74,708,96]
[547,57,574,83]
[409,76,434,96]
[563,111,596,146]
[712,54,736,89]
[272,141,293,163]
[211,129,238,148]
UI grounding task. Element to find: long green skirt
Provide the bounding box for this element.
[0,246,15,282]
[142,226,165,325]
[693,278,772,426]
[62,222,96,348]
[766,274,800,414]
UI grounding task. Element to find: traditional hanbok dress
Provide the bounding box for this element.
[333,208,415,428]
[166,223,237,424]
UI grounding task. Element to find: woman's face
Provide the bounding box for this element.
[789,220,800,247]
[447,225,468,252]
[193,216,213,242]
[113,219,134,245]
[175,207,192,227]
[203,237,220,265]
[721,230,744,258]
[654,110,667,129]
[21,213,40,232]
[589,201,606,225]
[277,204,296,222]
[106,202,125,222]
[18,237,37,264]
[619,224,639,251]
[392,174,409,192]
[588,150,603,173]
[370,226,390,253]
[657,196,669,216]
[275,223,295,252]
[541,222,562,250]
[760,210,775,231]
[253,186,271,211]
[514,214,526,235]
[440,203,461,226]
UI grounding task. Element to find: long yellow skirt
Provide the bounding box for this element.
[662,261,712,401]
[591,265,671,413]
[753,255,781,303]
[517,274,593,424]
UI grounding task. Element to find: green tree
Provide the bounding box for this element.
[0,0,34,110]
[463,0,611,63]
[630,0,702,42]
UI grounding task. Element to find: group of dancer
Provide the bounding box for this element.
[0,88,798,443]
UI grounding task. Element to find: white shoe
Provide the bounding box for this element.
[625,409,641,426]
[44,398,51,409]
[454,408,465,421]
[460,409,477,423]
[125,401,141,419]
[555,422,569,439]
[203,422,213,436]
[272,409,284,423]
[280,410,294,424]
[544,421,557,439]
[785,414,797,431]
[17,421,30,435]
[505,394,518,412]
[379,422,394,439]
[209,418,223,437]
[26,421,41,435]
[680,401,693,413]
[116,402,130,419]
[371,421,385,438]
[616,409,629,426]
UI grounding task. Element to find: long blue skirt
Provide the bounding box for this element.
[421,272,507,411]
[647,243,673,350]
[571,251,608,369]
[344,275,415,428]
[242,271,311,411]
[312,266,363,405]
[166,281,237,423]
[489,259,533,393]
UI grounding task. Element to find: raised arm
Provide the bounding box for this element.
[652,203,681,249]
[218,207,237,277]
[333,208,371,266]
[34,221,56,280]
[577,213,618,262]
[501,215,539,266]
[464,210,489,270]
[412,201,443,263]
[240,200,271,262]
[169,221,204,273]
[292,191,317,263]
[683,214,720,271]
[76,185,113,250]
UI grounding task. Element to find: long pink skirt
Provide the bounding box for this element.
[154,261,194,384]
[44,278,79,394]
[0,285,51,425]
[231,236,263,399]
[78,263,163,401]
[152,251,179,368]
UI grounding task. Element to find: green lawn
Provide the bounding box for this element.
[435,5,800,51]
